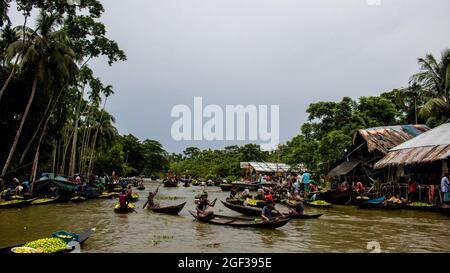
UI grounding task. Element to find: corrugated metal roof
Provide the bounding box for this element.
[242,162,292,172]
[374,123,450,168]
[356,124,430,154]
[391,123,450,150]
[328,160,362,177]
[375,144,450,168]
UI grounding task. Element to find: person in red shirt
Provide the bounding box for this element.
[408,178,418,202]
[355,181,365,194]
[264,189,274,203]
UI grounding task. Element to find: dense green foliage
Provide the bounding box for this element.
[0,1,167,183]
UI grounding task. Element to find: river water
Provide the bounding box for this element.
[1,180,449,253]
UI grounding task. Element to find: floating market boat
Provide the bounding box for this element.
[304,200,333,208]
[163,180,178,187]
[357,196,386,209]
[97,192,118,199]
[219,183,233,191]
[147,202,186,215]
[221,201,321,219]
[319,188,353,205]
[70,196,86,203]
[189,211,290,229]
[225,197,245,205]
[381,201,407,210]
[0,229,93,253]
[130,193,139,201]
[0,198,37,208]
[137,185,145,190]
[30,196,60,206]
[406,202,437,212]
[231,182,260,191]
[114,203,136,213]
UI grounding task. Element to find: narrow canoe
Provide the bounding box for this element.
[221,201,321,219]
[219,184,233,191]
[70,196,86,203]
[130,193,139,201]
[189,210,290,229]
[147,202,186,215]
[304,200,333,208]
[30,196,60,206]
[137,186,145,190]
[406,203,437,212]
[163,180,178,187]
[357,196,386,209]
[114,203,136,213]
[0,229,93,254]
[97,192,118,199]
[0,198,37,208]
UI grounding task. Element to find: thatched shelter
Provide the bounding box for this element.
[375,122,450,171]
[328,124,430,184]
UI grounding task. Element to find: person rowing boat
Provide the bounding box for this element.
[289,199,305,216]
[143,186,160,209]
[195,191,217,220]
[261,200,284,222]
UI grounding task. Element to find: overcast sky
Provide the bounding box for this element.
[12,0,450,152]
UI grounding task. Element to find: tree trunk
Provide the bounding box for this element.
[1,75,38,176]
[68,87,85,176]
[30,103,53,183]
[0,59,18,102]
[18,95,55,165]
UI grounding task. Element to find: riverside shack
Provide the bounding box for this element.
[327,125,430,185]
[374,122,450,202]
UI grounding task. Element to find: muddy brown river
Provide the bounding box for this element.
[1,180,449,253]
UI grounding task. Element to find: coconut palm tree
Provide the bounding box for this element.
[410,49,450,125]
[1,12,79,176]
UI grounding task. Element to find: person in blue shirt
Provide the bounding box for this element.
[302,172,311,193]
[441,173,450,204]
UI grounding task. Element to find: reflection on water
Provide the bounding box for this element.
[1,180,450,253]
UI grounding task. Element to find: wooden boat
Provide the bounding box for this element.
[189,210,290,229]
[259,182,277,188]
[226,197,245,205]
[214,180,222,187]
[304,200,333,208]
[221,201,321,219]
[70,196,86,203]
[97,192,118,199]
[0,229,93,253]
[0,198,37,208]
[219,183,233,191]
[406,202,437,212]
[358,196,385,209]
[137,186,145,190]
[319,188,353,205]
[30,196,60,206]
[147,202,186,215]
[231,182,260,191]
[114,203,136,213]
[163,180,178,187]
[381,201,406,210]
[130,193,139,201]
